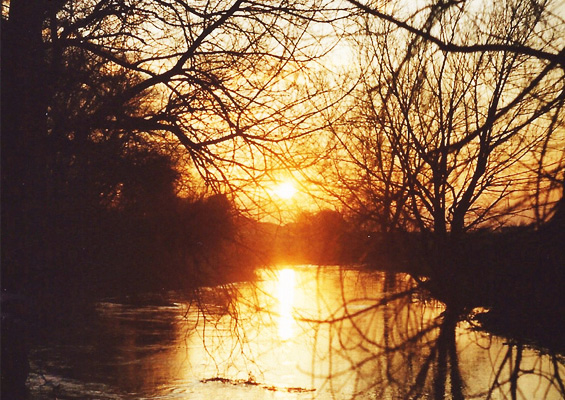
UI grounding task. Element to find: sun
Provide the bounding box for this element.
[272,181,297,200]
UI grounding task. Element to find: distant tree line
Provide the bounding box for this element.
[241,209,368,266]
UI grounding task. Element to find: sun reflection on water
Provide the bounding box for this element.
[277,268,296,340]
[28,267,565,399]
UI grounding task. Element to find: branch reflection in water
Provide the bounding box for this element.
[191,266,565,399]
[28,266,565,399]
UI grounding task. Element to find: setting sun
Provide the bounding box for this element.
[272,181,297,200]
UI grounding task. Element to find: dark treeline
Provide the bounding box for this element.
[1,2,268,309]
[250,210,370,266]
[359,201,565,355]
[2,50,254,307]
[1,81,258,306]
[1,80,258,304]
[0,4,260,397]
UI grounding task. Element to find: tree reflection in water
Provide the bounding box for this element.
[26,266,565,399]
[202,266,565,400]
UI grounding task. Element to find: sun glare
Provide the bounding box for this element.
[272,181,297,200]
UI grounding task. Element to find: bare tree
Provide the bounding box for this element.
[1,0,348,283]
[1,3,344,396]
[326,0,564,237]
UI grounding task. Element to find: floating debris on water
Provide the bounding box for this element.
[200,377,316,393]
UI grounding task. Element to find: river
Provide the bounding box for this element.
[27,265,564,399]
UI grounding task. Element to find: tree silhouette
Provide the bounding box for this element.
[2,3,337,396]
[331,0,564,236]
[2,0,339,292]
[308,0,565,361]
[2,1,564,399]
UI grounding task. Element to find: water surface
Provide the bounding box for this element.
[28,266,565,399]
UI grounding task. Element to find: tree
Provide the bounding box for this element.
[326,0,564,238]
[3,3,346,394]
[1,0,343,292]
[293,6,565,372]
